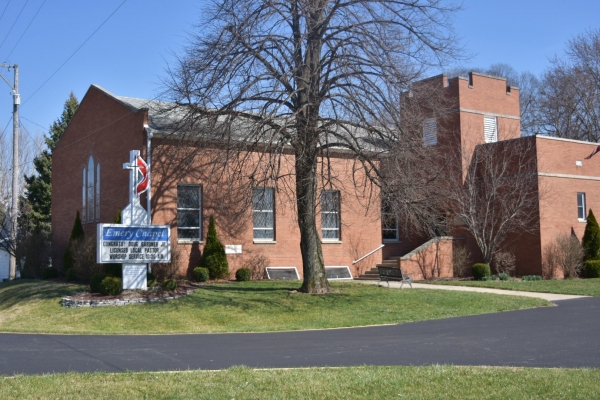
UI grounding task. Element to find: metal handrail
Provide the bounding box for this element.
[352,244,385,264]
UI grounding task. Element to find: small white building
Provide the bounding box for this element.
[0,247,9,281]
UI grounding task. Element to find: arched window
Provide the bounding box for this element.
[87,156,95,223]
[82,156,101,223]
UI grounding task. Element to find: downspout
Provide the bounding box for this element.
[144,125,153,224]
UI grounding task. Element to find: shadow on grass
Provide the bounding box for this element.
[0,280,82,311]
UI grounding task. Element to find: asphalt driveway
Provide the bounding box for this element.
[1,297,599,376]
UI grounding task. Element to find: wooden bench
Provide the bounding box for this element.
[376,266,413,288]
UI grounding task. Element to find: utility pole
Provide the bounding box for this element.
[1,63,19,280]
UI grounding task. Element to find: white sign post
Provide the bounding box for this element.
[96,150,170,290]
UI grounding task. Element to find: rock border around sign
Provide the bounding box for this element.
[61,288,197,308]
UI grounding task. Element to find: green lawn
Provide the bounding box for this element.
[0,280,549,334]
[421,278,600,296]
[2,366,599,399]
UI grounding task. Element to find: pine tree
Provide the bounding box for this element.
[21,93,79,231]
[199,216,229,279]
[582,209,600,261]
[63,211,85,271]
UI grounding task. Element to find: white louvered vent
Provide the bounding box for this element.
[484,116,497,143]
[423,117,437,146]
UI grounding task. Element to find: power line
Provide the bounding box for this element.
[0,1,12,26]
[22,0,128,107]
[4,0,47,62]
[0,0,30,53]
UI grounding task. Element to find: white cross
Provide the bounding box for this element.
[123,150,142,207]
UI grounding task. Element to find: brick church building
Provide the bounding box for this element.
[52,72,600,279]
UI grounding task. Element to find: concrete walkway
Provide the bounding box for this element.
[355,280,589,301]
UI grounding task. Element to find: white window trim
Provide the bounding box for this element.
[321,190,341,241]
[177,184,203,242]
[252,187,275,241]
[577,192,587,222]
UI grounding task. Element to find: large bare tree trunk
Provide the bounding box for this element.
[295,147,329,293]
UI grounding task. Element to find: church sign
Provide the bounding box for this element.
[97,224,170,263]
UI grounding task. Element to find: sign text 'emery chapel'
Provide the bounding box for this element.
[97,224,171,264]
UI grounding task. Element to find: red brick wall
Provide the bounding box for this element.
[52,86,146,264]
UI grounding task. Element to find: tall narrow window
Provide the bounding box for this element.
[253,187,275,240]
[95,163,101,221]
[321,190,340,240]
[382,202,399,242]
[177,185,202,240]
[82,166,87,223]
[423,117,437,146]
[86,156,95,222]
[484,116,498,143]
[578,192,586,221]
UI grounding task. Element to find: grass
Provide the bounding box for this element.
[1,366,599,399]
[421,278,600,296]
[0,279,549,334]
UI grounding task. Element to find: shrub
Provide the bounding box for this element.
[543,233,584,279]
[71,236,104,283]
[235,268,252,282]
[199,216,229,280]
[522,275,542,281]
[66,268,77,282]
[18,224,51,279]
[490,274,497,281]
[242,254,270,280]
[584,260,600,278]
[472,263,491,281]
[42,267,59,280]
[452,244,471,277]
[582,209,600,261]
[162,279,177,291]
[90,273,107,293]
[152,241,181,282]
[498,272,510,281]
[193,267,209,282]
[63,211,84,272]
[100,276,122,296]
[492,251,516,276]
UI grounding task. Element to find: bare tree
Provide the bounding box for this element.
[448,137,541,265]
[543,233,584,279]
[537,30,600,142]
[165,0,460,293]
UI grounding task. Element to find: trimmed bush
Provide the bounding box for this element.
[90,273,107,293]
[584,260,600,278]
[42,267,59,280]
[100,276,122,296]
[162,279,177,291]
[236,268,252,282]
[193,267,209,282]
[199,216,229,280]
[472,263,491,281]
[65,268,77,282]
[498,273,510,281]
[582,209,600,261]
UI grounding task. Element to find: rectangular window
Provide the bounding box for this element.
[95,163,101,221]
[177,185,202,240]
[382,202,399,242]
[321,190,340,240]
[253,187,275,240]
[82,167,86,223]
[423,117,437,146]
[484,115,498,143]
[578,192,586,221]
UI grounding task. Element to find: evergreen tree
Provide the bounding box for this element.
[63,211,85,271]
[582,209,600,261]
[199,216,229,279]
[22,92,79,231]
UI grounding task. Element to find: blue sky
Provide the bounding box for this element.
[0,0,599,142]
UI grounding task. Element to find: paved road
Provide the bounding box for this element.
[1,297,599,376]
